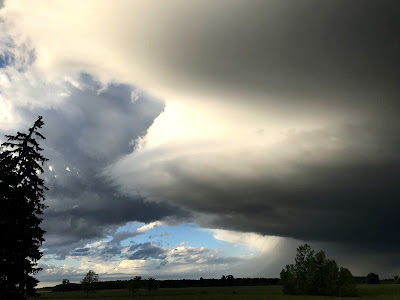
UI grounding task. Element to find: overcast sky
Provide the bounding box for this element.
[1,0,400,286]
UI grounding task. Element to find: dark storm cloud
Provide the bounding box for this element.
[105,1,400,264]
[0,74,190,258]
[5,1,399,118]
[196,124,399,246]
[205,136,400,251]
[113,0,400,117]
[3,0,400,277]
[128,242,167,260]
[71,248,90,256]
[112,119,400,263]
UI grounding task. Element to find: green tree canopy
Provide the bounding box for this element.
[0,116,48,299]
[280,244,357,297]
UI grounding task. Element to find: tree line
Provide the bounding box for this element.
[53,265,400,298]
[53,273,280,293]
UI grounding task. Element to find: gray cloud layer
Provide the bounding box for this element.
[2,0,400,276]
[111,122,400,249]
[0,72,189,258]
[101,0,400,266]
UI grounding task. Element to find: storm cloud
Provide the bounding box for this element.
[39,81,190,256]
[0,62,189,258]
[2,0,400,279]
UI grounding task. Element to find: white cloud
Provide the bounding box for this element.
[210,229,281,253]
[118,259,146,271]
[111,221,164,245]
[130,89,140,103]
[38,241,252,285]
[136,221,163,234]
[0,20,79,131]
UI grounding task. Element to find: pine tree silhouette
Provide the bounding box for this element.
[0,116,48,299]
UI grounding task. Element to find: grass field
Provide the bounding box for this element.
[35,284,400,300]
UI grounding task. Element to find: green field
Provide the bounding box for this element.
[35,284,400,300]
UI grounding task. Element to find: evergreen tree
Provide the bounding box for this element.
[0,116,48,299]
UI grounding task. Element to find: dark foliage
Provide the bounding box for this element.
[200,277,204,287]
[147,277,158,294]
[49,276,281,294]
[394,276,400,284]
[158,277,279,288]
[0,117,48,300]
[52,282,81,292]
[353,276,395,284]
[280,244,357,297]
[61,279,70,293]
[50,276,280,293]
[226,275,235,286]
[127,276,142,295]
[366,272,380,284]
[81,270,99,297]
[220,275,227,286]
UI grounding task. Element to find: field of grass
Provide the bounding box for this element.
[34,284,400,300]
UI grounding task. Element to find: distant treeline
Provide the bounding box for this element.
[51,277,280,292]
[47,275,399,292]
[160,277,280,288]
[354,276,396,284]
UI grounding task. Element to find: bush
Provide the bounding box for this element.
[280,244,357,297]
[366,272,380,284]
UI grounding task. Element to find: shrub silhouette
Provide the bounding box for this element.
[366,272,380,284]
[280,244,356,297]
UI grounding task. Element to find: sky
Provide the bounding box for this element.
[1,0,400,287]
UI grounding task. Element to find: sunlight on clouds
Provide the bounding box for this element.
[136,221,163,234]
[1,0,355,207]
[211,229,281,254]
[44,264,75,276]
[0,29,73,131]
[137,100,305,152]
[0,95,19,130]
[118,259,146,270]
[84,261,118,274]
